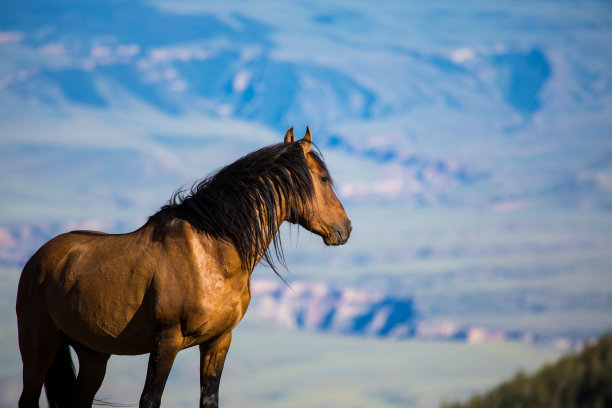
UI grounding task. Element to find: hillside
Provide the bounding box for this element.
[441,332,612,408]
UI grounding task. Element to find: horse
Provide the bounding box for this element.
[16,126,352,408]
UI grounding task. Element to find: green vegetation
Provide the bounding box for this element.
[441,333,612,408]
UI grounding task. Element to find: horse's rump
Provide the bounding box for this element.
[18,229,158,355]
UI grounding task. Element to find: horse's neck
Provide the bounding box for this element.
[149,193,290,274]
[197,202,287,273]
[249,202,288,267]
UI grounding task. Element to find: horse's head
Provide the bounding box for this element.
[284,126,352,246]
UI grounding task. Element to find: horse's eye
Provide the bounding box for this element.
[320,176,329,183]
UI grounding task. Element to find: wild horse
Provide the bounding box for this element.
[16,127,351,407]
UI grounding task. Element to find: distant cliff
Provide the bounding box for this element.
[249,279,581,349]
[250,280,419,338]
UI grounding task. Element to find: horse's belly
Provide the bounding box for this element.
[46,266,155,354]
[50,292,154,355]
[64,303,156,354]
[60,313,155,355]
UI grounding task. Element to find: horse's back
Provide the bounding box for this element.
[18,230,104,300]
[18,229,112,293]
[67,229,109,236]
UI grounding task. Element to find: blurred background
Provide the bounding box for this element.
[1,0,611,407]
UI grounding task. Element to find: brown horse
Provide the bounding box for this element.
[16,127,351,408]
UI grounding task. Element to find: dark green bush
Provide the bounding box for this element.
[441,333,612,408]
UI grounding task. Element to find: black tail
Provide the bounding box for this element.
[44,339,77,408]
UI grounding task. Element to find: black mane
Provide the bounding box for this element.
[150,141,330,276]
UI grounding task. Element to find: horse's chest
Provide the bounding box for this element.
[181,238,251,345]
[181,282,251,347]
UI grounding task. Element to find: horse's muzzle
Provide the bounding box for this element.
[325,220,352,246]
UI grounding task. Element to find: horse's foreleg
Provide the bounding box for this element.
[199,332,232,408]
[73,342,110,407]
[139,328,182,408]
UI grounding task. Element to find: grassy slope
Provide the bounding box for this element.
[441,333,612,408]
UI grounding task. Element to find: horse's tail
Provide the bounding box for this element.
[44,338,77,408]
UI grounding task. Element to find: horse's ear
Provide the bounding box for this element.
[300,125,312,153]
[284,127,295,143]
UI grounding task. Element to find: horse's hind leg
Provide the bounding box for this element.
[73,342,111,407]
[17,313,61,408]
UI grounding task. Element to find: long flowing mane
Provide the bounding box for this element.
[150,141,330,275]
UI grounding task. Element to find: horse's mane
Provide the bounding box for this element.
[150,141,330,276]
